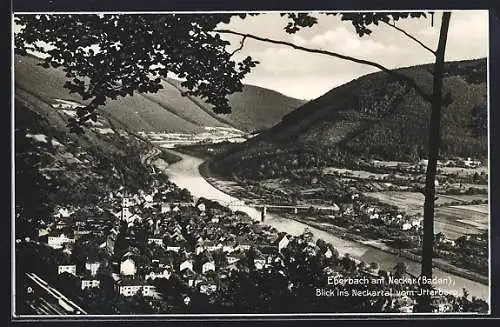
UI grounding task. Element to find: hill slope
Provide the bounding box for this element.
[15,55,305,133]
[166,78,307,132]
[215,59,488,178]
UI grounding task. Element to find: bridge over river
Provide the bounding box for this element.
[194,197,340,221]
[160,149,489,302]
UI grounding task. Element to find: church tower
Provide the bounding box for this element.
[121,193,133,221]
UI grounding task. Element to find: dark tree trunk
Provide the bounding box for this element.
[418,12,451,312]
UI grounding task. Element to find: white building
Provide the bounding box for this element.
[148,238,164,247]
[206,243,222,252]
[58,265,77,276]
[419,159,429,167]
[197,203,206,212]
[227,256,240,265]
[202,261,216,274]
[166,246,181,252]
[48,234,75,249]
[464,157,481,168]
[38,228,49,237]
[119,284,156,297]
[143,194,154,203]
[254,259,266,270]
[199,284,217,295]
[54,207,73,218]
[81,279,100,290]
[161,204,171,213]
[180,260,193,272]
[120,258,137,276]
[278,236,290,253]
[411,219,422,228]
[195,245,205,255]
[402,222,412,231]
[122,197,134,208]
[120,207,133,221]
[85,262,101,277]
[145,269,171,281]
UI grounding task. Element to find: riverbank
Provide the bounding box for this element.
[288,216,488,285]
[199,159,488,286]
[162,151,488,300]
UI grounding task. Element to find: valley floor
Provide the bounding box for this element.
[191,154,489,285]
[162,149,489,301]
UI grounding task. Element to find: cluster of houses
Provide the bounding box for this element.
[39,184,295,303]
[34,178,462,313]
[441,157,483,169]
[326,195,423,233]
[363,206,422,231]
[350,157,486,193]
[105,193,295,299]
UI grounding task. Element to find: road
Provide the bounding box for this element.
[162,150,489,302]
[141,148,161,174]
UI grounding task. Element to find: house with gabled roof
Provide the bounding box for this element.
[148,238,164,247]
[199,283,218,295]
[58,265,77,276]
[85,261,101,277]
[180,260,194,273]
[118,278,157,297]
[166,245,181,253]
[274,233,290,253]
[226,255,241,265]
[47,233,75,249]
[202,261,216,274]
[236,237,252,251]
[120,258,137,277]
[145,268,172,281]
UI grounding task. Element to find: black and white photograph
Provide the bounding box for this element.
[12,9,491,317]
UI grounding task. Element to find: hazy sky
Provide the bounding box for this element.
[14,10,489,100]
[218,10,489,100]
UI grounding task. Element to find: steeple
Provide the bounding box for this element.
[121,192,133,221]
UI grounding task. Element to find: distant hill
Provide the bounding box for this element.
[15,55,305,133]
[215,59,488,178]
[166,78,308,132]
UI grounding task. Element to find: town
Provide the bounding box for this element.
[16,158,488,314]
[188,142,488,281]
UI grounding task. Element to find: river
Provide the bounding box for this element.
[161,150,489,301]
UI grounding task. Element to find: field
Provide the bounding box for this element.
[373,160,488,175]
[434,206,488,239]
[438,194,488,202]
[451,204,489,214]
[365,191,471,213]
[365,191,488,239]
[439,166,489,175]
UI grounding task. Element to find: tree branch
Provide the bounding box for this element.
[230,35,247,57]
[214,29,432,102]
[382,20,436,55]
